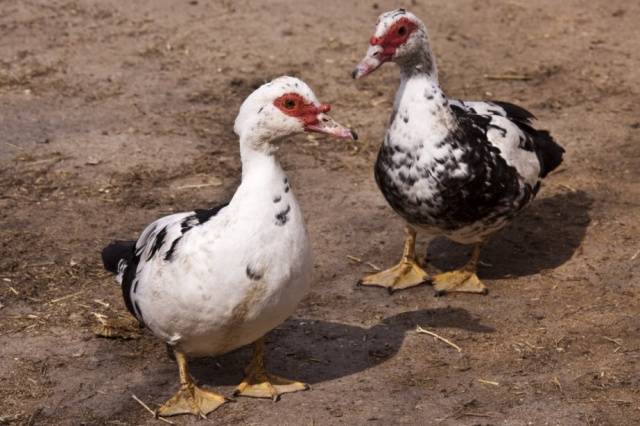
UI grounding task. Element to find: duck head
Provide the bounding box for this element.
[352,9,435,79]
[234,76,357,151]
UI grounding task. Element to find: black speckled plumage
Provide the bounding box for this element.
[375,108,537,235]
[359,10,565,244]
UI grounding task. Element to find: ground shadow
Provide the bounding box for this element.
[187,307,493,387]
[427,191,592,279]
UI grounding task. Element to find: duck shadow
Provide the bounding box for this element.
[190,307,493,387]
[427,191,592,279]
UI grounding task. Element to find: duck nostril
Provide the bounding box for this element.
[322,117,329,122]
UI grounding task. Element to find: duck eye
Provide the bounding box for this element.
[398,26,407,36]
[283,99,296,109]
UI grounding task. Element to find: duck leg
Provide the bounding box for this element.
[156,349,227,418]
[358,225,428,293]
[431,242,488,295]
[234,337,308,401]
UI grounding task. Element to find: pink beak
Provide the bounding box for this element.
[305,113,358,140]
[352,45,385,79]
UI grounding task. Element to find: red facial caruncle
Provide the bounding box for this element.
[370,17,418,60]
[273,93,331,128]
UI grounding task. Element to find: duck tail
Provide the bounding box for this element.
[101,240,136,283]
[532,130,565,178]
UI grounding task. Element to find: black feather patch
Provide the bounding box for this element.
[180,202,229,234]
[375,108,533,231]
[450,103,466,116]
[490,100,564,177]
[101,240,135,274]
[101,240,140,324]
[487,123,507,137]
[118,201,231,324]
[246,265,263,280]
[133,301,145,324]
[121,246,142,324]
[147,227,167,260]
[531,129,564,177]
[491,100,536,124]
[165,202,229,262]
[275,205,291,226]
[193,202,229,225]
[164,236,182,261]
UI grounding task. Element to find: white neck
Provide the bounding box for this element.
[239,134,285,186]
[390,73,456,152]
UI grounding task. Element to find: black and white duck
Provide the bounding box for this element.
[101,76,356,418]
[352,9,564,294]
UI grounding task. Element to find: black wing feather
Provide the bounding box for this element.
[492,100,565,178]
[491,100,536,124]
[194,202,230,224]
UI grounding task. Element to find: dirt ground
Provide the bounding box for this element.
[1,0,639,424]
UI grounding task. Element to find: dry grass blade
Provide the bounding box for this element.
[416,325,462,352]
[484,73,531,81]
[131,394,175,425]
[558,183,577,192]
[175,182,221,190]
[93,299,110,308]
[92,312,108,324]
[603,336,623,346]
[460,412,493,418]
[346,255,381,271]
[477,379,500,386]
[4,141,21,149]
[50,290,84,303]
[366,262,381,271]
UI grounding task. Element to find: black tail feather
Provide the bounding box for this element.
[492,100,536,124]
[532,130,564,178]
[492,100,564,178]
[101,240,136,274]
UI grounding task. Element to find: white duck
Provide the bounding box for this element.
[101,76,356,418]
[352,9,564,294]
